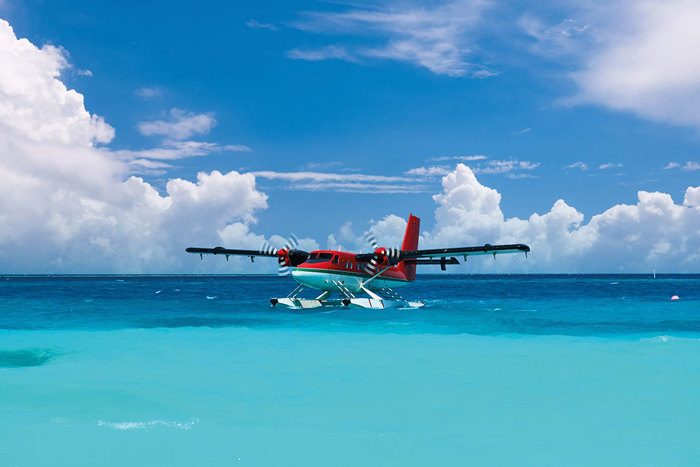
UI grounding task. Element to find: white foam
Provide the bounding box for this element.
[206,296,217,300]
[97,418,199,431]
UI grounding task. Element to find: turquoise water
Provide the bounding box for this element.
[1,275,699,465]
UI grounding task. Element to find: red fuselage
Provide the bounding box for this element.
[291,250,411,292]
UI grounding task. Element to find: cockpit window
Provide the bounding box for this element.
[305,252,333,263]
[331,255,339,265]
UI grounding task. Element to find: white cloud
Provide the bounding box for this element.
[251,170,429,193]
[327,221,356,250]
[563,161,588,170]
[368,214,408,249]
[599,162,623,169]
[343,164,700,272]
[246,19,278,31]
[408,159,538,178]
[0,19,275,273]
[519,15,591,57]
[135,87,163,99]
[405,166,452,176]
[663,161,700,171]
[567,0,700,129]
[429,154,488,162]
[251,170,413,183]
[2,17,698,274]
[289,182,428,193]
[463,159,539,179]
[287,45,355,62]
[138,108,217,139]
[0,22,114,147]
[114,141,251,162]
[291,0,493,77]
[685,186,700,207]
[418,164,700,272]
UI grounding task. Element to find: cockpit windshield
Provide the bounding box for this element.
[305,252,334,263]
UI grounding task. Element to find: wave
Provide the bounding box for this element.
[97,418,199,431]
[640,335,700,343]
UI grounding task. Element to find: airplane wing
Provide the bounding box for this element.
[186,245,310,269]
[400,243,530,259]
[354,243,529,263]
[185,247,277,258]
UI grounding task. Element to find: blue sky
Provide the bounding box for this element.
[1,0,699,272]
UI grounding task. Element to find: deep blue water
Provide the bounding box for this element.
[1,275,698,466]
[1,274,698,336]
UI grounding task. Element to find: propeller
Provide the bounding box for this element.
[259,239,278,256]
[362,231,401,274]
[364,232,378,250]
[274,234,309,276]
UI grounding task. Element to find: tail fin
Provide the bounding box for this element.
[397,214,420,281]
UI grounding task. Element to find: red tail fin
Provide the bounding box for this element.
[397,214,420,281]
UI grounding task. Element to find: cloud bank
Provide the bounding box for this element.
[366,164,700,273]
[0,19,272,273]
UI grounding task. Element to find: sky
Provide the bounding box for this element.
[0,0,699,273]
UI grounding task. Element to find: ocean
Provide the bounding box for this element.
[1,274,698,466]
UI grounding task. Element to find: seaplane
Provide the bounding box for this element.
[187,214,529,309]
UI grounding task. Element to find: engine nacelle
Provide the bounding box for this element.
[277,249,291,267]
[277,248,310,267]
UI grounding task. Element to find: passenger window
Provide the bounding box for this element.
[331,255,339,265]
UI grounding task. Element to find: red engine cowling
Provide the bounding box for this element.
[367,247,402,273]
[277,249,291,267]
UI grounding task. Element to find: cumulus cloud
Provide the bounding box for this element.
[2,17,698,274]
[138,108,217,139]
[0,19,274,273]
[367,164,700,273]
[0,24,115,146]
